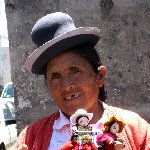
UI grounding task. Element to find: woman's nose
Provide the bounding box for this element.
[62,76,75,91]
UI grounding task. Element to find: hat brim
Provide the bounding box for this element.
[25,27,100,75]
[70,112,93,125]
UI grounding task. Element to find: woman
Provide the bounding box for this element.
[14,12,150,150]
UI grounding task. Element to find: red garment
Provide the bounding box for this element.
[14,106,150,150]
[96,133,116,150]
[58,141,97,150]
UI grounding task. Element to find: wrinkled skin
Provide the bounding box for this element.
[46,51,105,122]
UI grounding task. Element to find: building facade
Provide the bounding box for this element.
[0,0,11,86]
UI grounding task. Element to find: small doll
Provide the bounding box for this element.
[70,109,93,144]
[96,116,125,150]
[59,109,98,150]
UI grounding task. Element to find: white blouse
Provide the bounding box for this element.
[48,102,109,150]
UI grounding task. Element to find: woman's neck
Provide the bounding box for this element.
[62,101,104,124]
[89,101,104,124]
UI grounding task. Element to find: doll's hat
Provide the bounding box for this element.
[70,109,93,124]
[25,12,101,75]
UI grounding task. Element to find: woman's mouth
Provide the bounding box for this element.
[64,93,80,101]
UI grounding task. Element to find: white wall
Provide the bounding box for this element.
[0,0,11,85]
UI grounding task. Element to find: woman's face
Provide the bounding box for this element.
[46,51,102,116]
[110,122,119,134]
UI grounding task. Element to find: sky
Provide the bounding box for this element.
[0,0,9,47]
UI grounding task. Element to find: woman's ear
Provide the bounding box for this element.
[97,66,107,87]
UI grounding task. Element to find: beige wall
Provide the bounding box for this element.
[2,47,11,85]
[0,46,11,86]
[0,0,11,86]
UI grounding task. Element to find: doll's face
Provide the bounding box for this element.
[110,122,119,134]
[78,116,89,127]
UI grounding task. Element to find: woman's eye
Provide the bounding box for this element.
[70,67,81,74]
[51,73,61,79]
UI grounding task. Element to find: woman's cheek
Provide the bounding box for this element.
[47,81,60,96]
[79,72,98,86]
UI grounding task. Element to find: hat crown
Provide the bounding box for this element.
[31,12,76,47]
[26,12,100,75]
[70,109,93,124]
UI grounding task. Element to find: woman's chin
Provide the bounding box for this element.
[61,105,86,117]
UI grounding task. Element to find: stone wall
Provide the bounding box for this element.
[5,0,150,133]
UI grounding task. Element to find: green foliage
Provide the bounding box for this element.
[0,85,4,96]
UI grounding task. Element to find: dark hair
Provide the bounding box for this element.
[44,43,107,102]
[76,115,89,124]
[107,121,116,133]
